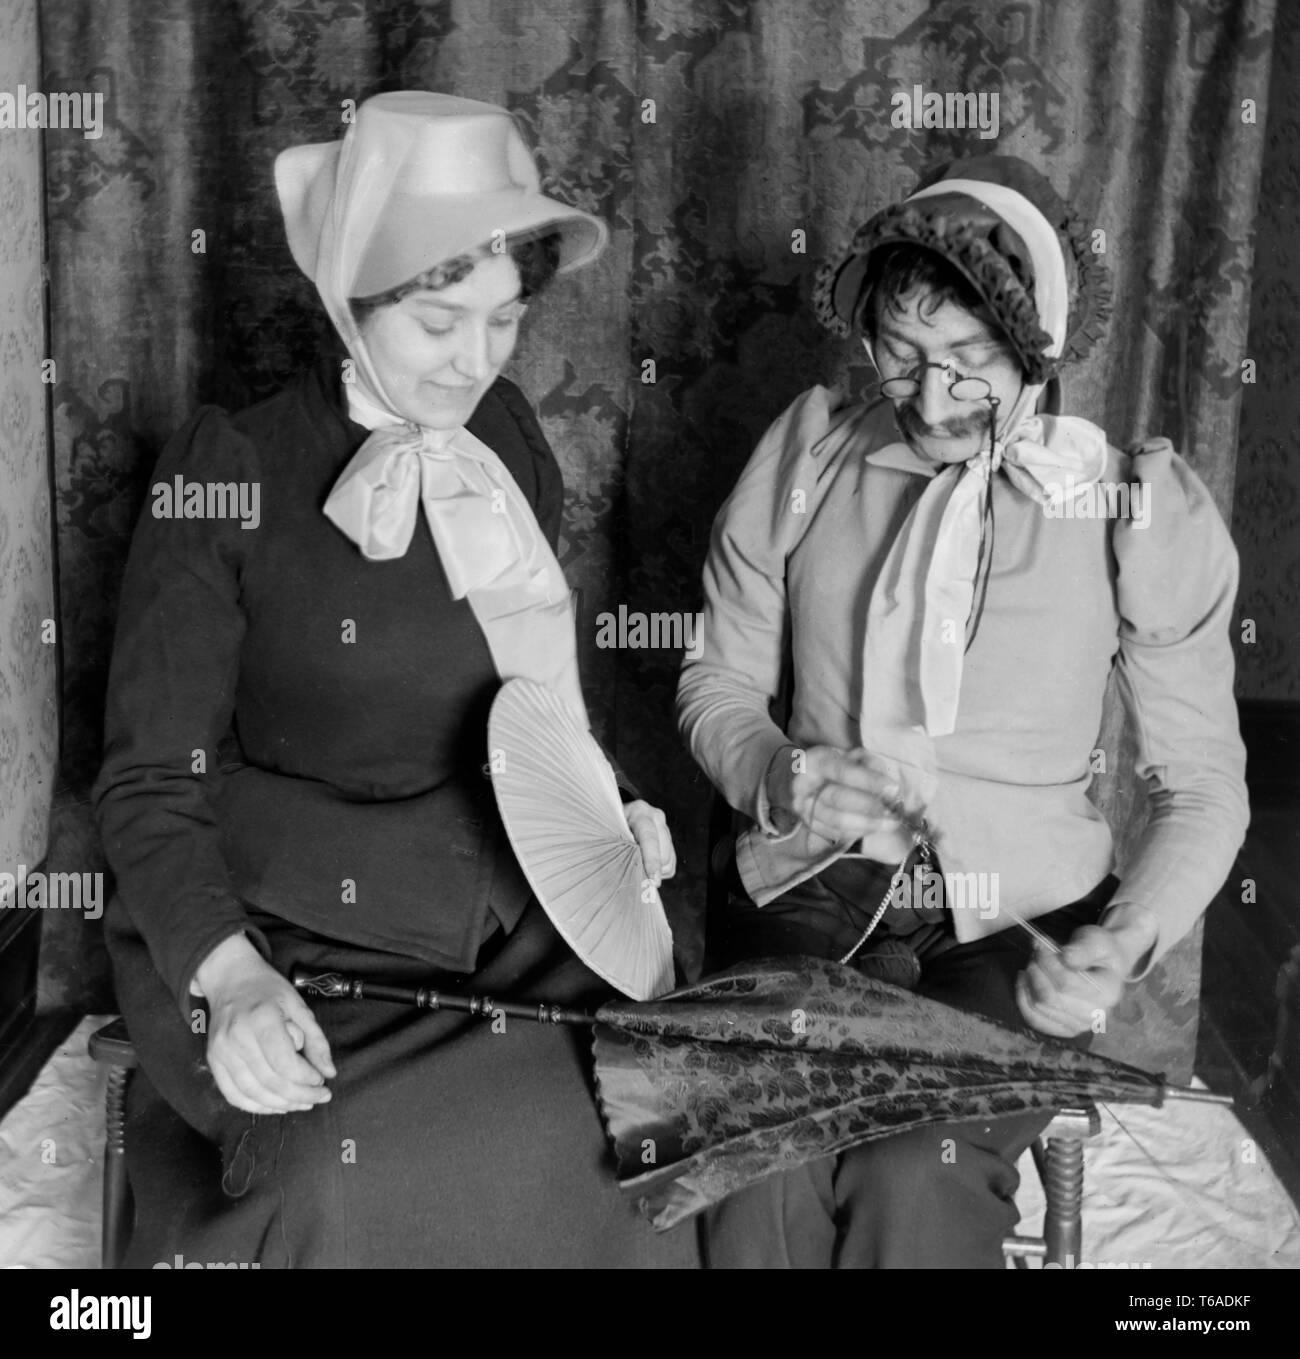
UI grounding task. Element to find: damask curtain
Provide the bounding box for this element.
[37,0,1275,1080]
[1234,0,1299,700]
[0,0,57,919]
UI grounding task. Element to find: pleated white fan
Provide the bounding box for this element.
[488,677,675,1001]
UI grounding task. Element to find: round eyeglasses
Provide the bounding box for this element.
[879,362,993,404]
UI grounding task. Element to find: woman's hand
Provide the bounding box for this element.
[765,744,918,844]
[193,934,337,1115]
[623,799,676,885]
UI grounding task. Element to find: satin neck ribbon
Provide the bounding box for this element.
[861,411,1110,741]
[323,390,588,720]
[324,417,551,594]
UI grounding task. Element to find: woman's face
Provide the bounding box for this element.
[358,252,526,430]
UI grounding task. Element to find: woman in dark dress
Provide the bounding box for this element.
[94,91,698,1269]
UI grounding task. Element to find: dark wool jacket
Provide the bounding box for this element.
[95,359,566,1011]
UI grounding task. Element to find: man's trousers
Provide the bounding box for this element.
[701,854,1118,1268]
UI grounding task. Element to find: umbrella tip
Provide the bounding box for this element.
[1160,1085,1235,1107]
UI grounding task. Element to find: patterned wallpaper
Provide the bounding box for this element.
[0,0,58,903]
[1233,0,1300,700]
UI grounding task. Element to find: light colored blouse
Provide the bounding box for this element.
[677,386,1249,971]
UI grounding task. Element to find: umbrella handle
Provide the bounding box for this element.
[289,965,594,1026]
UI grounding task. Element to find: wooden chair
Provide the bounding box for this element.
[87,1017,137,1270]
[1003,1104,1101,1267]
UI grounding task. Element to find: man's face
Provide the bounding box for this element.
[869,290,1026,465]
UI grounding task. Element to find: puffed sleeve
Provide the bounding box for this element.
[676,387,839,830]
[93,406,270,1015]
[1106,438,1250,971]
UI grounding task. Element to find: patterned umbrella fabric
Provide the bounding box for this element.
[592,955,1167,1231]
[294,952,1220,1236]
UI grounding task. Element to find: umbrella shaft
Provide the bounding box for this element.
[290,967,594,1026]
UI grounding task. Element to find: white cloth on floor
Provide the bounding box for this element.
[1,1016,1298,1270]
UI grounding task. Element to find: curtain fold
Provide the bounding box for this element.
[39,1,1275,1080]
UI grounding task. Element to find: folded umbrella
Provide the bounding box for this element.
[294,954,1225,1233]
[590,954,1218,1230]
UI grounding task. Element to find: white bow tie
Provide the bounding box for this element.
[863,410,1109,738]
[321,389,588,721]
[323,420,553,596]
[841,408,1109,864]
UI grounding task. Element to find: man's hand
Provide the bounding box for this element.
[193,934,337,1115]
[1015,905,1160,1038]
[765,744,919,845]
[624,799,677,885]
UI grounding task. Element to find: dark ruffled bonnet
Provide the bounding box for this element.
[812,155,1111,384]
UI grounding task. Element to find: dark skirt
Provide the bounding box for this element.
[106,897,701,1269]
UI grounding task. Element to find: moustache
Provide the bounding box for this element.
[894,403,988,441]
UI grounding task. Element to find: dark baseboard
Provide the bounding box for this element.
[0,857,82,1120]
[0,907,42,1120]
[0,1009,80,1124]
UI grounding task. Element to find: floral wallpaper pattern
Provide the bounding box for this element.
[37,0,1276,1081]
[0,0,57,908]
